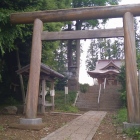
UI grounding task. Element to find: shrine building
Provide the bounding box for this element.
[87,59,123,85]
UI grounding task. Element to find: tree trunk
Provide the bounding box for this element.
[67,24,73,71]
[16,49,25,104]
[76,40,80,81]
[75,20,82,83]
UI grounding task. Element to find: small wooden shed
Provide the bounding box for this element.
[16,63,64,113]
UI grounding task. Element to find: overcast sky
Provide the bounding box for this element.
[79,0,140,85]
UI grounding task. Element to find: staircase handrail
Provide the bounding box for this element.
[98,84,102,104]
[73,91,80,106]
[104,78,106,89]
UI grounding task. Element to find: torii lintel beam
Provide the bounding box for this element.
[10,4,140,24]
[41,28,124,41]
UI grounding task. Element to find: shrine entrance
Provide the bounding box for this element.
[10,4,140,126]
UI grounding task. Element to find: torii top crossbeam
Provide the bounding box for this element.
[11,4,140,24]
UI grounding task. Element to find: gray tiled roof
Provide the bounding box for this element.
[87,59,124,75]
[16,63,64,79]
[95,59,123,70]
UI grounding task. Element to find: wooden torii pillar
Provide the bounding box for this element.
[123,12,140,123]
[26,19,43,119]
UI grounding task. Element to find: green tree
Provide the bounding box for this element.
[86,37,124,70]
[135,19,140,70]
[0,0,72,103]
[54,41,68,73]
[86,40,98,70]
[65,0,121,81]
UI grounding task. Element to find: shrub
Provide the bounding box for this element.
[124,128,140,139]
[114,108,127,125]
[80,83,89,93]
[54,90,79,113]
[120,91,127,107]
[4,97,19,106]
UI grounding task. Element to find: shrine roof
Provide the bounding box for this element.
[88,69,119,75]
[87,59,124,76]
[95,59,123,70]
[16,63,64,80]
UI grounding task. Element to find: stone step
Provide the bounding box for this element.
[101,104,121,107]
[76,85,122,111]
[77,108,98,111]
[100,104,122,107]
[99,108,120,111]
[77,104,98,107]
[76,100,98,103]
[78,95,98,98]
[76,102,98,106]
[100,99,121,101]
[79,93,99,96]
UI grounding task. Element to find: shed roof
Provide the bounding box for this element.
[16,63,64,81]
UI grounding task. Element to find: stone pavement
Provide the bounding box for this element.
[41,111,107,140]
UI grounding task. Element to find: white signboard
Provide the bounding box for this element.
[65,86,68,94]
[50,90,55,96]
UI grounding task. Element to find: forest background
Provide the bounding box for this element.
[0,0,140,104]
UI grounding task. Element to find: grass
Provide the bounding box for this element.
[115,107,127,125]
[0,90,79,113]
[0,125,4,131]
[46,90,79,113]
[114,107,140,139]
[124,127,140,140]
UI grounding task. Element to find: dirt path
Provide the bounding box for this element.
[0,113,77,140]
[93,112,133,140]
[0,111,133,140]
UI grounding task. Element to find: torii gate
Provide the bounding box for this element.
[11,4,140,126]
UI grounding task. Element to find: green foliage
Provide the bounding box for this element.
[0,125,4,131]
[86,40,98,70]
[54,41,68,73]
[124,128,140,140]
[86,38,124,70]
[80,83,89,93]
[4,97,19,106]
[118,64,126,90]
[120,91,127,107]
[54,91,79,113]
[55,78,67,91]
[0,0,43,55]
[118,64,127,106]
[72,0,120,8]
[114,108,127,125]
[72,0,120,29]
[137,53,140,70]
[0,0,71,103]
[56,104,79,113]
[115,108,140,139]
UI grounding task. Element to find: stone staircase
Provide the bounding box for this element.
[76,85,122,111]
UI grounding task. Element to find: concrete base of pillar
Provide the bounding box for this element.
[20,118,42,125]
[123,122,140,129]
[9,118,46,130]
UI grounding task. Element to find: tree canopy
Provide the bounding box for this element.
[0,0,71,103]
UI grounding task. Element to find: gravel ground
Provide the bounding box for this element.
[0,111,133,140]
